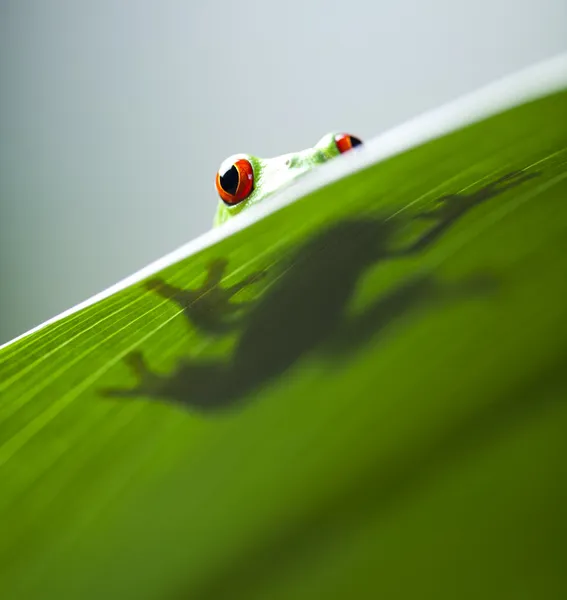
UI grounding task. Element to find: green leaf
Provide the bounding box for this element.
[1,60,567,599]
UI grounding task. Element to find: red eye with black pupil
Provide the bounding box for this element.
[216,158,254,206]
[335,133,363,154]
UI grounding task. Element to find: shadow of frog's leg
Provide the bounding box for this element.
[395,170,540,257]
[100,351,163,399]
[328,276,440,354]
[324,273,497,358]
[390,194,477,257]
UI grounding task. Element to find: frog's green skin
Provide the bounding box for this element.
[214,132,346,227]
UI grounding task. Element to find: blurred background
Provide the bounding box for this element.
[1,0,566,345]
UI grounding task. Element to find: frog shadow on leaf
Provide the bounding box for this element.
[100,170,538,412]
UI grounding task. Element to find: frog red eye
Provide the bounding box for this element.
[334,133,363,154]
[216,158,254,206]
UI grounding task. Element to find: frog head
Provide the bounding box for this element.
[213,132,363,226]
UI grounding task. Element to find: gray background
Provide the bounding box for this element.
[1,0,566,344]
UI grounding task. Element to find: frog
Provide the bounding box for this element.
[213,132,363,226]
[139,135,364,336]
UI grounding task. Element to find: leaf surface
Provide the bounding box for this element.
[1,68,567,600]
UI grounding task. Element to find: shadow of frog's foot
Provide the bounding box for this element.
[101,349,234,411]
[100,351,162,399]
[143,258,231,301]
[145,258,267,303]
[141,258,269,336]
[145,258,267,335]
